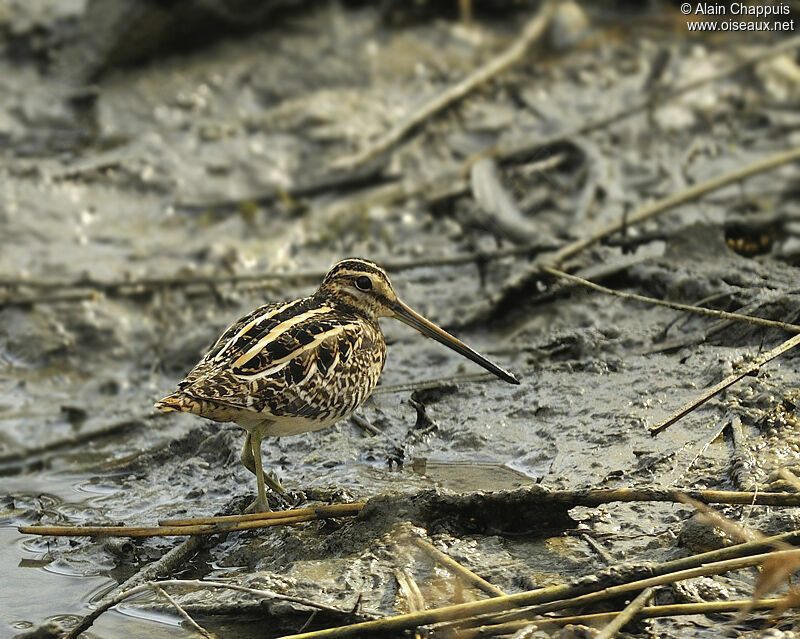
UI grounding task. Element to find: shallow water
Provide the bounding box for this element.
[1,473,196,639]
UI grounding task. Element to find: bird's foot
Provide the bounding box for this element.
[244,496,272,513]
[264,471,286,494]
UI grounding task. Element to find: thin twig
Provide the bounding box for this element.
[150,579,374,617]
[0,242,557,308]
[579,532,615,565]
[685,419,727,474]
[650,332,800,435]
[333,2,556,169]
[349,414,384,437]
[645,294,787,355]
[108,534,208,597]
[273,549,800,638]
[65,582,159,639]
[546,145,800,268]
[373,370,513,395]
[413,537,507,597]
[593,587,654,639]
[159,502,365,527]
[152,584,217,639]
[65,578,373,639]
[543,266,800,334]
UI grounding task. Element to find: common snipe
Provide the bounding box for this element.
[156,258,518,512]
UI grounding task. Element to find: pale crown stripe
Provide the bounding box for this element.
[232,305,333,369]
[336,259,389,278]
[234,322,352,379]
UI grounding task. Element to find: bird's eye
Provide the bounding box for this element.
[355,275,372,291]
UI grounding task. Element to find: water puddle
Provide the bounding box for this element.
[1,474,198,639]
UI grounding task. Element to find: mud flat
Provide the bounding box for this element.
[3,2,800,637]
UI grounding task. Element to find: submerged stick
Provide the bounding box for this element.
[650,332,800,435]
[152,584,217,639]
[274,549,800,638]
[413,537,507,597]
[65,578,372,639]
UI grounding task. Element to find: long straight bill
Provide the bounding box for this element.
[392,300,519,385]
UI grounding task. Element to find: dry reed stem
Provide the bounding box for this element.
[20,489,800,538]
[429,519,800,636]
[452,599,792,638]
[159,502,365,526]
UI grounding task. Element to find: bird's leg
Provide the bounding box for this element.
[242,426,286,512]
[240,433,256,475]
[245,430,271,513]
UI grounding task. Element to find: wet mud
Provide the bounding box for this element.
[3,1,800,638]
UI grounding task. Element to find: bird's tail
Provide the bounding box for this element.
[154,393,188,413]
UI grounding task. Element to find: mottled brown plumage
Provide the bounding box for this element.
[156,258,517,512]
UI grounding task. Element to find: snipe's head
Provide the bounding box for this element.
[317,258,398,319]
[318,258,519,385]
